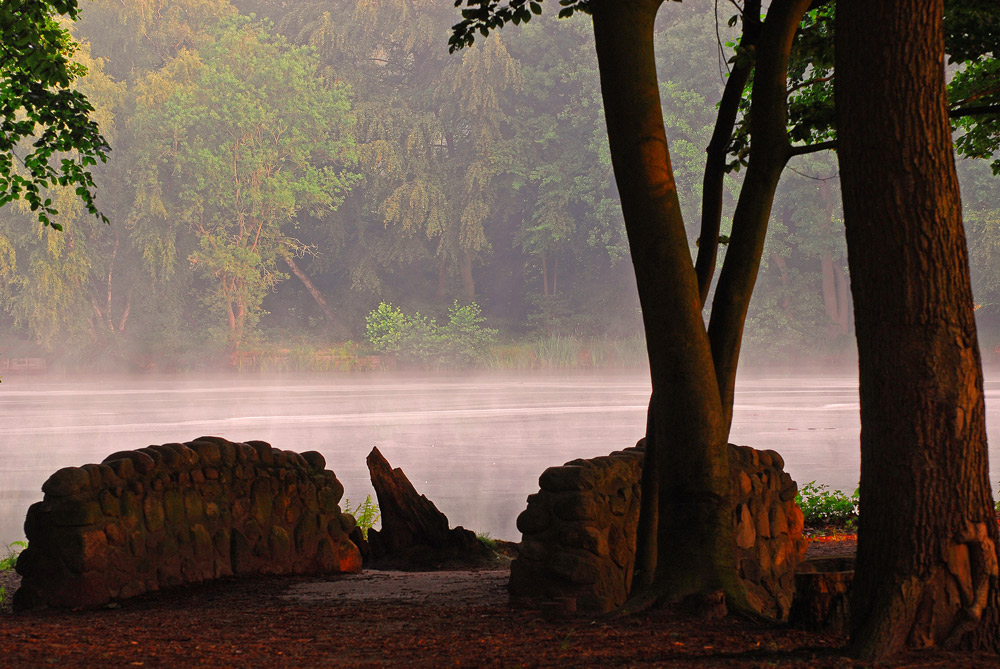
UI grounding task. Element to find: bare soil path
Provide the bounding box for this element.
[1,542,998,667]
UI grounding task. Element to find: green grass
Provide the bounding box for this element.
[476,532,497,550]
[227,333,649,373]
[0,541,26,572]
[486,335,647,370]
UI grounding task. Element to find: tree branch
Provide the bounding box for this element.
[949,105,1000,119]
[789,139,837,156]
[787,74,832,95]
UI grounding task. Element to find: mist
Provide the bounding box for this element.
[2,2,999,546]
[5,366,1000,546]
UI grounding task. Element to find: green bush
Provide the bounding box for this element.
[365,301,497,367]
[795,482,859,529]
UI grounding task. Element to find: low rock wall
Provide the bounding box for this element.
[14,437,361,611]
[509,442,807,618]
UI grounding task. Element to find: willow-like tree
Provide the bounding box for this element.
[279,0,521,304]
[0,39,131,352]
[131,19,357,349]
[836,0,1000,659]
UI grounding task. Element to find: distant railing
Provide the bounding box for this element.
[0,357,47,373]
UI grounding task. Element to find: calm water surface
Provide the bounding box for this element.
[3,371,1000,545]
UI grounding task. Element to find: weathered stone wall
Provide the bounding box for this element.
[509,442,807,618]
[729,444,807,619]
[510,446,644,613]
[14,437,361,611]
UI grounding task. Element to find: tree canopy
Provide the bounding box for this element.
[0,0,110,228]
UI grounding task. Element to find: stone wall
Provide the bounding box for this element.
[509,442,807,618]
[14,437,361,611]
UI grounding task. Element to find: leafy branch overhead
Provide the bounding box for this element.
[449,0,593,52]
[0,0,110,229]
[730,0,1000,173]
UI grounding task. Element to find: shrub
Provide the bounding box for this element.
[365,301,497,367]
[795,482,859,529]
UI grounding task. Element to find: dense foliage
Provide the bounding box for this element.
[0,0,109,228]
[365,301,498,366]
[0,0,997,369]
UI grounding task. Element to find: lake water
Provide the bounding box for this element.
[3,370,1000,546]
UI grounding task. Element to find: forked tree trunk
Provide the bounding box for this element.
[836,0,1000,660]
[706,0,812,431]
[591,0,740,607]
[695,0,762,306]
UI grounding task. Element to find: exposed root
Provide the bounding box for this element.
[944,521,999,648]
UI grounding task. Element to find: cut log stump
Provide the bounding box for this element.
[788,555,854,633]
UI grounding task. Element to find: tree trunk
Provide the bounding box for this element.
[694,0,762,306]
[821,250,840,324]
[460,251,475,302]
[436,260,447,301]
[836,0,1000,659]
[285,256,339,329]
[542,251,549,297]
[707,0,812,431]
[591,0,739,606]
[119,290,132,333]
[772,253,793,321]
[552,253,558,295]
[833,263,850,335]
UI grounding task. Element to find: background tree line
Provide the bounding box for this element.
[0,0,997,370]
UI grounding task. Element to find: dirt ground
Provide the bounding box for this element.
[1,540,999,668]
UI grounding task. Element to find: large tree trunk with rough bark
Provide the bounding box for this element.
[836,0,1000,660]
[590,0,740,608]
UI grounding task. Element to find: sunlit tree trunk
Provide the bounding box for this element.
[591,0,740,606]
[836,0,1000,659]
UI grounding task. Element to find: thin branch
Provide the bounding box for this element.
[786,165,839,181]
[950,86,1000,109]
[715,0,731,81]
[788,139,837,156]
[950,105,1000,119]
[787,74,832,95]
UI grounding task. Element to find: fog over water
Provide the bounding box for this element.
[3,370,1000,546]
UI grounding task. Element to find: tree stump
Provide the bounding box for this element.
[365,447,491,569]
[789,556,855,633]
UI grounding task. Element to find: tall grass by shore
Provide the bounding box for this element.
[231,335,648,373]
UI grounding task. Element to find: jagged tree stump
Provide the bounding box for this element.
[365,447,491,568]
